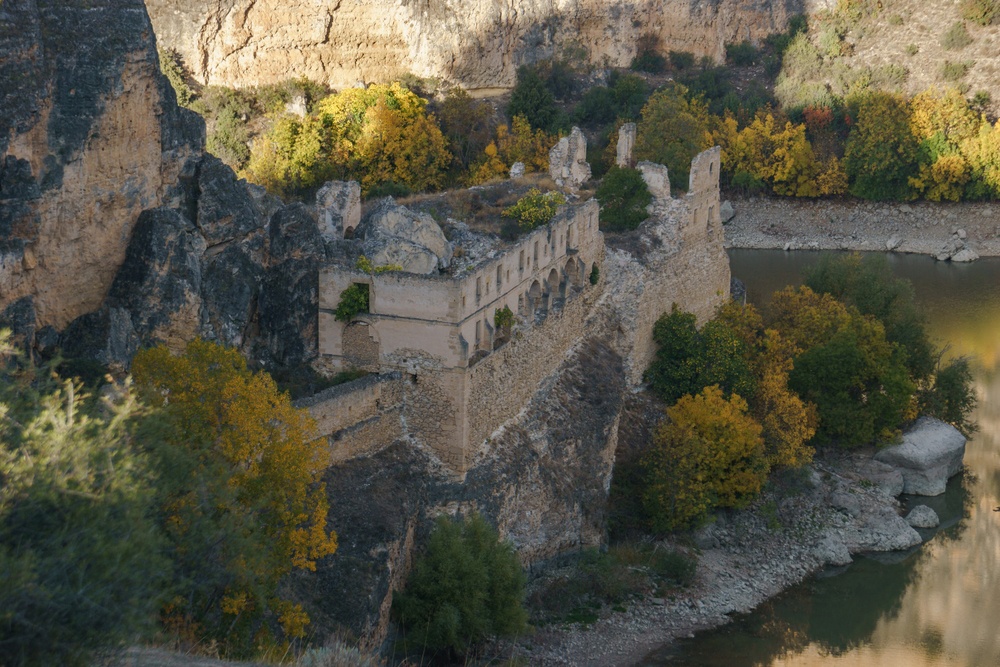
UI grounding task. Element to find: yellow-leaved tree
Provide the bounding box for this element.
[642,385,767,532]
[469,115,556,184]
[132,340,337,656]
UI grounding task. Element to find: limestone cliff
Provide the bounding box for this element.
[144,0,822,90]
[1,0,321,368]
[1,0,202,333]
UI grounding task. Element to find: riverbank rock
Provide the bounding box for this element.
[906,505,940,528]
[720,200,735,224]
[874,417,966,496]
[845,457,905,497]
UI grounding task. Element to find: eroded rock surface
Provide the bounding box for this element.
[143,0,805,90]
[357,198,452,273]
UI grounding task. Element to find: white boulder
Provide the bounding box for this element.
[905,505,940,529]
[357,198,453,273]
[874,417,966,496]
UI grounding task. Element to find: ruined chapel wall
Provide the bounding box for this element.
[623,147,730,385]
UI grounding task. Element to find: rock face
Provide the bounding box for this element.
[874,417,967,496]
[0,0,331,371]
[143,0,807,90]
[1,0,202,333]
[356,198,452,273]
[548,126,591,189]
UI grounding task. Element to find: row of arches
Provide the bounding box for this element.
[519,257,591,324]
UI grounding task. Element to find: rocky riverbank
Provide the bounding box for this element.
[515,418,965,667]
[723,197,1000,259]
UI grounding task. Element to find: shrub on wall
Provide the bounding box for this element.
[494,305,515,330]
[502,189,566,230]
[334,283,370,322]
[595,167,653,231]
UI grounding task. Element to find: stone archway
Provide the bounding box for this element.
[565,257,583,288]
[526,279,543,321]
[546,267,565,312]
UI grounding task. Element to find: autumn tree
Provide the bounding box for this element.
[643,386,767,532]
[843,92,921,200]
[244,83,451,197]
[768,286,916,447]
[132,340,337,655]
[634,82,714,191]
[436,88,498,175]
[0,331,167,667]
[469,115,556,184]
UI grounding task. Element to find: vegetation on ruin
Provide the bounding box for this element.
[494,305,515,330]
[393,513,527,659]
[502,188,566,230]
[595,166,652,231]
[334,283,370,322]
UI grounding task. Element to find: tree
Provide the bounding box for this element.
[0,332,167,667]
[469,116,556,185]
[770,287,917,447]
[507,65,559,132]
[634,83,714,191]
[131,340,337,654]
[645,305,704,404]
[643,386,767,532]
[436,88,498,174]
[843,92,921,200]
[595,166,652,231]
[806,253,936,383]
[393,513,527,658]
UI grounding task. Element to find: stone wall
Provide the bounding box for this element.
[294,372,404,462]
[144,0,807,90]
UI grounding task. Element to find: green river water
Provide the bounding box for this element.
[642,250,1000,667]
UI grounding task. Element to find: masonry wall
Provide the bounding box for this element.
[464,256,606,460]
[294,373,405,462]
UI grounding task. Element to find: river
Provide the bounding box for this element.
[641,250,1000,667]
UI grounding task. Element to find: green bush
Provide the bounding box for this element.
[393,513,527,657]
[941,21,974,50]
[494,305,515,329]
[669,50,696,70]
[726,41,759,66]
[961,0,1000,25]
[503,188,566,230]
[906,43,920,56]
[207,105,251,169]
[334,283,370,322]
[589,264,600,285]
[158,48,195,107]
[365,181,412,199]
[920,357,978,436]
[644,305,704,404]
[0,332,168,667]
[595,167,652,231]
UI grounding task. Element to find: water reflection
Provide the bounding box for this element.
[643,251,1000,666]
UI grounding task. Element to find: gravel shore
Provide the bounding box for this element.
[723,197,1000,259]
[516,453,924,667]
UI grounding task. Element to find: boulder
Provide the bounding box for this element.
[637,161,671,200]
[905,505,940,529]
[616,122,636,168]
[814,534,852,566]
[548,126,591,189]
[720,200,735,224]
[851,458,905,497]
[509,161,525,179]
[316,180,361,241]
[886,235,903,251]
[951,247,980,263]
[357,199,452,273]
[60,306,139,372]
[874,417,966,496]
